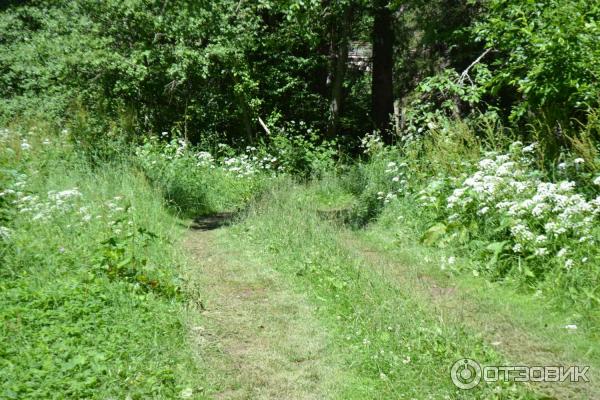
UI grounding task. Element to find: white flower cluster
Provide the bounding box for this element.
[360,132,383,154]
[14,188,83,222]
[0,226,11,240]
[222,150,282,178]
[445,143,600,265]
[136,136,286,179]
[377,161,411,203]
[195,151,214,167]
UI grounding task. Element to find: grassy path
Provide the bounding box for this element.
[183,214,349,399]
[182,183,597,399]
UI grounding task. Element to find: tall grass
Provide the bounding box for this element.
[0,126,201,398]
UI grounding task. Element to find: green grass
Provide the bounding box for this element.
[228,180,538,399]
[0,132,202,399]
[2,122,596,399]
[361,200,600,378]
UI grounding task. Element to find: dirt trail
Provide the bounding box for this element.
[340,230,599,400]
[183,215,344,399]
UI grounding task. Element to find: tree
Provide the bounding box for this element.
[371,0,394,143]
[326,2,356,137]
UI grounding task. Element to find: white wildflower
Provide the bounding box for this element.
[522,142,538,153]
[477,206,490,215]
[0,226,11,240]
[512,243,522,253]
[565,324,577,330]
[535,235,547,244]
[557,248,568,258]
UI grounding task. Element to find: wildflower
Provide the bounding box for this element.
[477,206,489,215]
[0,226,11,240]
[477,159,494,172]
[558,181,575,192]
[535,235,547,244]
[534,248,548,257]
[565,259,574,269]
[574,158,585,165]
[565,324,577,330]
[512,243,522,253]
[21,140,31,150]
[522,142,538,153]
[531,203,547,217]
[447,256,456,265]
[594,176,600,186]
[50,189,82,200]
[557,248,568,258]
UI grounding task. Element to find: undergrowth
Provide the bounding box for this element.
[348,117,600,320]
[0,126,201,399]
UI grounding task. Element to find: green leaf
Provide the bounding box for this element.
[420,223,447,246]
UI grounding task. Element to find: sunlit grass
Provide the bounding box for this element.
[0,128,201,399]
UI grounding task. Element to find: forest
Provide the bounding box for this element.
[1,0,599,399]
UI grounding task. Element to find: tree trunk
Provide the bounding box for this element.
[371,0,394,143]
[327,6,354,138]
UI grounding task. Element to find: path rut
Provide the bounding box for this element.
[183,215,343,399]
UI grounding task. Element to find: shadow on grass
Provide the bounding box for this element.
[189,212,236,231]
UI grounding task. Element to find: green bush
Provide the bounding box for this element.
[134,135,275,216]
[473,0,600,123]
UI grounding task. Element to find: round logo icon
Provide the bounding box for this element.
[451,358,482,389]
